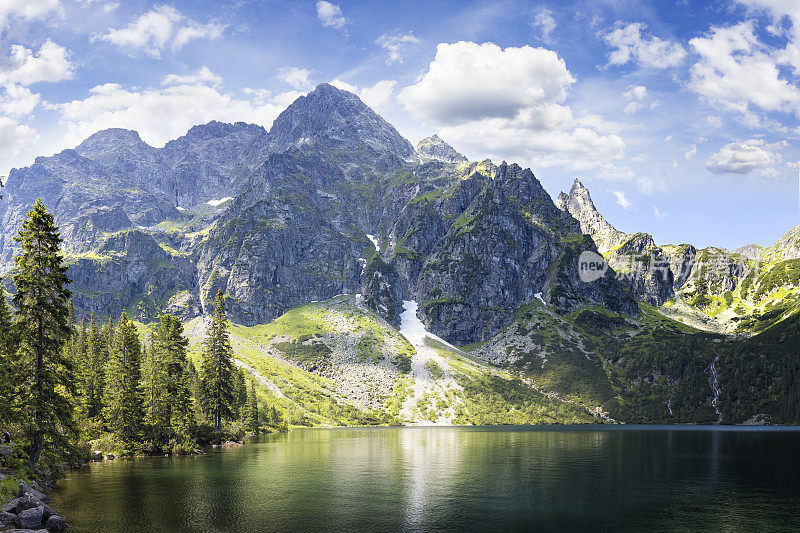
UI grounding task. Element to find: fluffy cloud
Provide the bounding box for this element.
[330,79,397,112]
[161,66,221,87]
[0,84,39,117]
[613,190,631,209]
[398,41,625,173]
[689,21,800,120]
[0,117,39,174]
[94,5,224,58]
[278,67,314,90]
[0,0,59,29]
[376,31,420,64]
[705,138,785,175]
[603,22,686,68]
[622,85,653,114]
[531,8,557,42]
[50,76,301,148]
[0,40,74,86]
[316,1,346,29]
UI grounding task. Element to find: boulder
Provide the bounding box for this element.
[1,510,17,524]
[4,529,49,533]
[0,445,13,457]
[19,482,51,503]
[15,506,44,529]
[2,495,38,514]
[45,514,69,533]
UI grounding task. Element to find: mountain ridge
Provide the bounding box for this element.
[2,83,799,426]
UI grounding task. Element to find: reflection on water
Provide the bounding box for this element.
[54,426,800,532]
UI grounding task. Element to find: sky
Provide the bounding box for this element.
[1,0,799,249]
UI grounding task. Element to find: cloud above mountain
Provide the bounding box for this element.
[399,41,625,173]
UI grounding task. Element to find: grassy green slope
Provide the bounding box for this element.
[185,295,600,427]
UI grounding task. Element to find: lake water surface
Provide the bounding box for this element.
[54,426,800,532]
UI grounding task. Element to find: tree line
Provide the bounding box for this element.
[0,199,282,474]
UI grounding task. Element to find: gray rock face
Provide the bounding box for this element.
[415,134,467,164]
[67,229,198,321]
[45,514,69,533]
[268,83,414,161]
[387,162,636,343]
[556,178,629,253]
[15,506,44,529]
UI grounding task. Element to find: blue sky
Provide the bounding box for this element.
[1,0,799,249]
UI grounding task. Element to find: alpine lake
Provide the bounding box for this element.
[53,425,800,532]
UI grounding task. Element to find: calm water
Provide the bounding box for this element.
[54,426,800,532]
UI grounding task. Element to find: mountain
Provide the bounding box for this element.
[555,178,629,253]
[415,134,468,164]
[2,82,800,426]
[267,83,414,161]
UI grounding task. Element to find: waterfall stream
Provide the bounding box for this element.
[708,355,722,424]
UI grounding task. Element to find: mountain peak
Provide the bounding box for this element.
[558,179,629,253]
[267,84,414,159]
[416,134,467,164]
[76,128,149,154]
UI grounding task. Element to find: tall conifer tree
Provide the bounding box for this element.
[83,315,105,419]
[200,290,235,431]
[104,313,143,443]
[12,199,75,469]
[245,380,259,435]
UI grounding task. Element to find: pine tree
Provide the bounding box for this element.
[234,368,247,418]
[12,199,76,469]
[173,360,196,434]
[83,315,106,419]
[153,314,191,429]
[142,340,169,431]
[104,313,143,444]
[244,380,259,435]
[200,290,236,431]
[0,287,15,424]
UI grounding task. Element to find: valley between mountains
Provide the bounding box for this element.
[2,83,799,427]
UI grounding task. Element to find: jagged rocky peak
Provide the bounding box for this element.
[184,120,263,139]
[416,134,468,164]
[558,178,629,253]
[267,83,414,159]
[75,128,153,159]
[765,223,800,262]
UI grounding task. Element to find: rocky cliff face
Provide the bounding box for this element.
[415,134,467,164]
[2,82,798,343]
[555,178,629,253]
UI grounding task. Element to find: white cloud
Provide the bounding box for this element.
[329,79,397,112]
[400,42,575,125]
[531,8,556,42]
[0,39,74,86]
[684,144,697,160]
[705,138,785,175]
[161,66,221,87]
[0,117,39,175]
[50,79,301,148]
[653,206,668,220]
[94,5,224,58]
[613,190,631,209]
[398,41,625,174]
[603,22,686,68]
[0,84,40,117]
[622,84,650,114]
[316,1,346,29]
[0,0,59,29]
[688,21,800,121]
[278,67,314,90]
[376,31,420,64]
